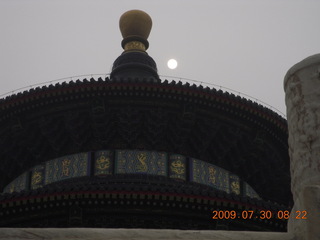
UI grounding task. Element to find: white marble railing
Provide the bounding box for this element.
[0,228,294,240]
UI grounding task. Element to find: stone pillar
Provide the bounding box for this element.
[284,54,320,240]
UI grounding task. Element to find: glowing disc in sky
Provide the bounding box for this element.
[167,59,178,69]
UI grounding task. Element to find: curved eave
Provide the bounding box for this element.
[0,77,287,132]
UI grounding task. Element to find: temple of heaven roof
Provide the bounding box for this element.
[0,10,291,231]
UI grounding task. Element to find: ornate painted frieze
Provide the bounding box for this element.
[190,158,229,193]
[243,182,261,199]
[45,153,90,184]
[31,164,45,190]
[94,150,113,176]
[115,150,167,176]
[229,174,240,195]
[2,150,260,201]
[169,154,186,180]
[3,172,28,193]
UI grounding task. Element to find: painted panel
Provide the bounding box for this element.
[115,150,167,176]
[45,152,90,185]
[229,174,240,195]
[31,164,45,190]
[94,150,113,176]
[3,172,28,193]
[243,182,260,199]
[169,154,186,180]
[190,159,229,193]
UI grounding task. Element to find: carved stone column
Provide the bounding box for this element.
[284,54,320,240]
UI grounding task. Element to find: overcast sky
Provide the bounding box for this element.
[1,0,320,116]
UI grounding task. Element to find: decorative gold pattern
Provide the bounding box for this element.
[171,160,185,174]
[62,159,71,177]
[3,150,260,200]
[209,166,216,184]
[115,150,166,176]
[45,153,89,185]
[191,159,229,193]
[169,155,186,180]
[94,151,113,176]
[137,152,148,172]
[31,171,42,185]
[124,41,146,51]
[231,181,240,195]
[96,155,110,170]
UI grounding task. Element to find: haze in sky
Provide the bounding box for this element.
[1,0,320,116]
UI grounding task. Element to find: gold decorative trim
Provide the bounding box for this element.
[124,41,146,51]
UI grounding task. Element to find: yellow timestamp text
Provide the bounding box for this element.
[212,210,307,220]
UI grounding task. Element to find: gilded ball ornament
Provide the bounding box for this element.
[119,10,152,51]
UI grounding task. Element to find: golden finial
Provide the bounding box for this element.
[119,10,152,52]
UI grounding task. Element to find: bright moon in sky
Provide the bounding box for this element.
[167,59,178,69]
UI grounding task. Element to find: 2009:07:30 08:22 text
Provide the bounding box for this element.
[212,210,307,220]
